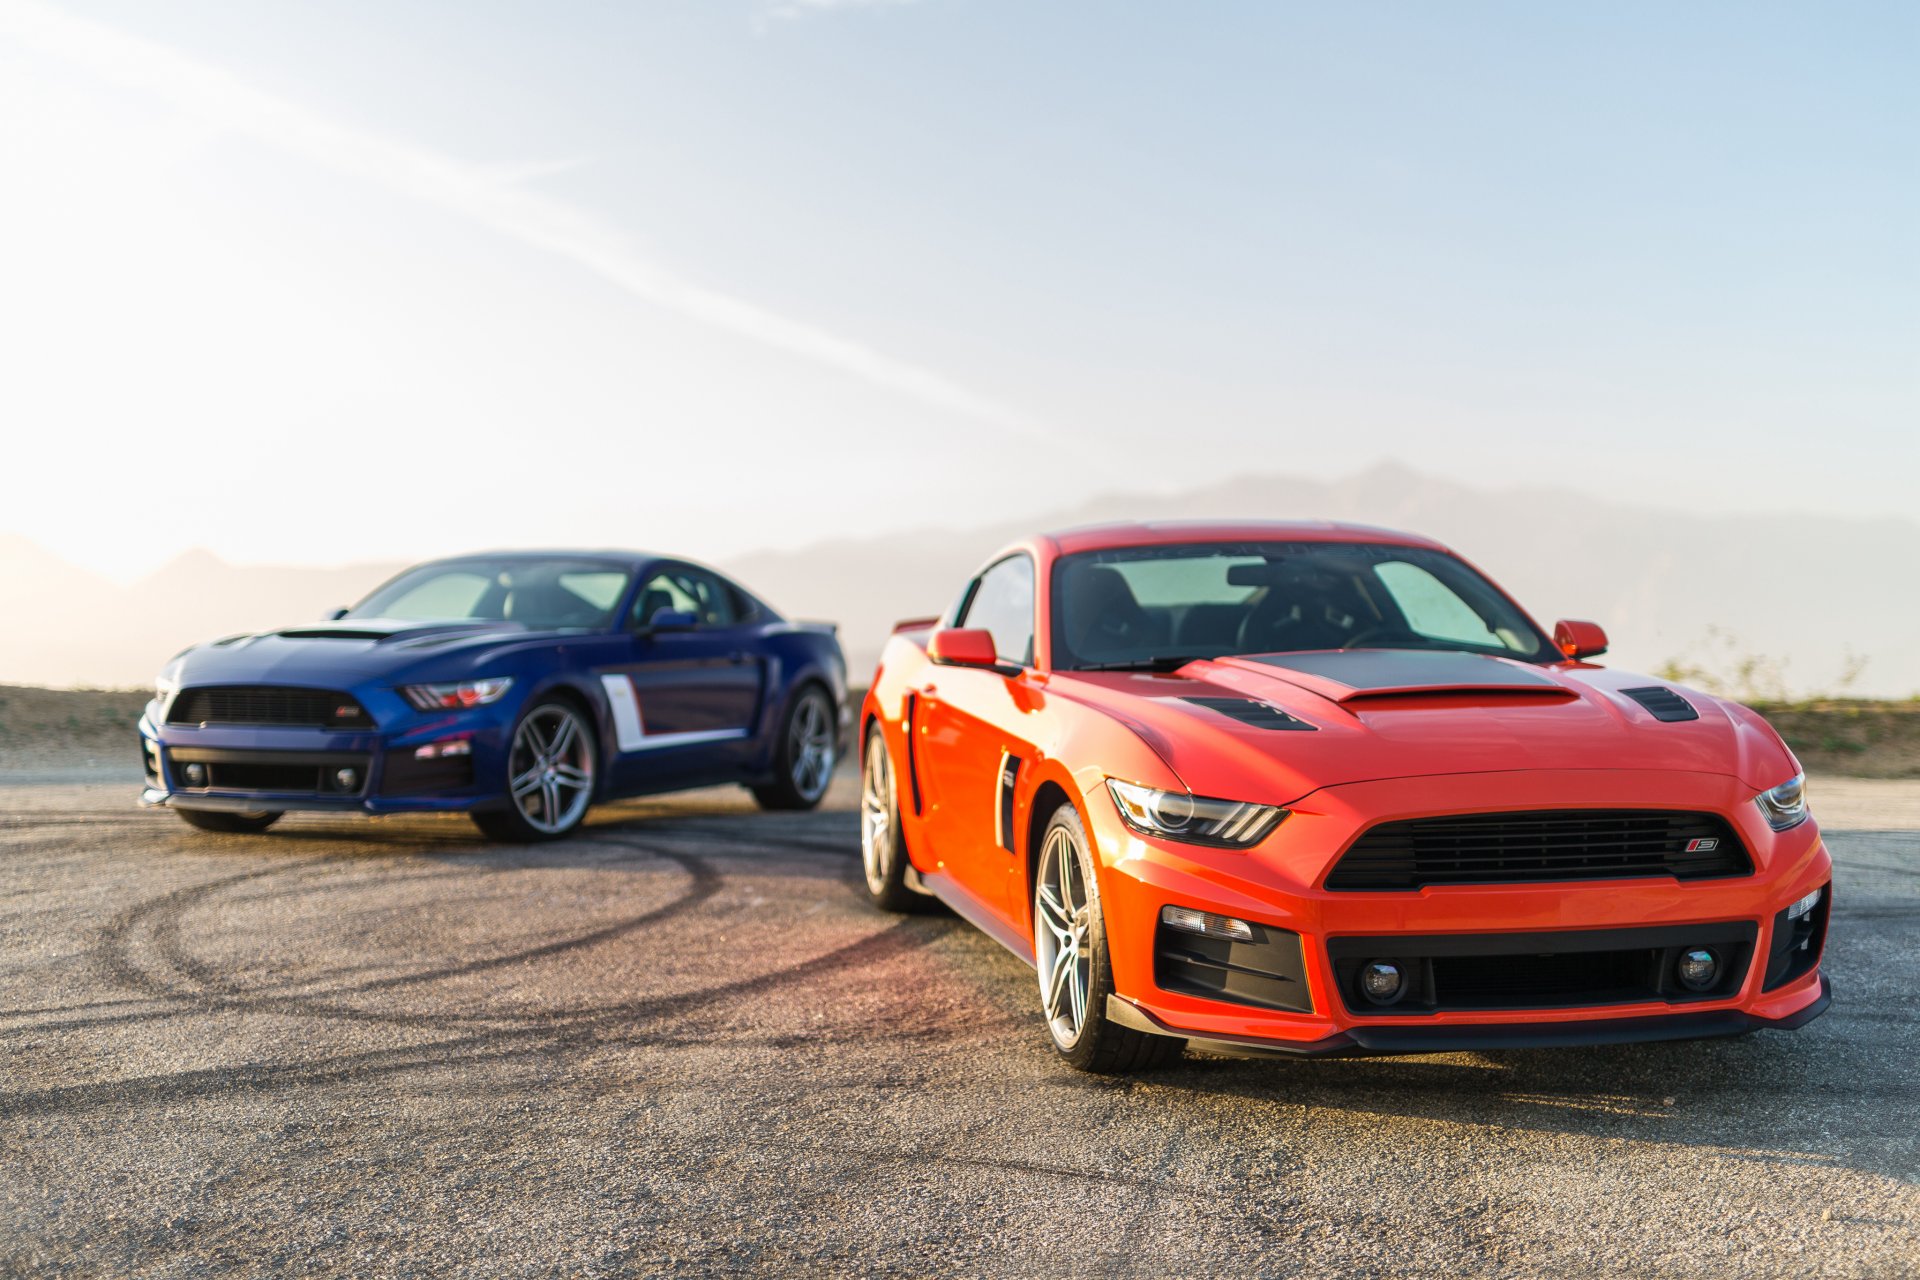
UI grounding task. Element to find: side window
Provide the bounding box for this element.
[960,555,1035,666]
[631,567,737,629]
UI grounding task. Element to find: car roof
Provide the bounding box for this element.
[1039,520,1450,557]
[420,550,658,568]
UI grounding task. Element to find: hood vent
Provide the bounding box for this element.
[1181,696,1315,732]
[1620,686,1699,723]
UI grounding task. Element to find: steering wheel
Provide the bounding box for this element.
[1340,624,1425,650]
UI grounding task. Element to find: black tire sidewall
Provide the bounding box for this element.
[755,683,836,811]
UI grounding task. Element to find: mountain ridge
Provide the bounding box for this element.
[5,467,1914,696]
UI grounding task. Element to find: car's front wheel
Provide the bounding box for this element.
[1033,805,1184,1073]
[751,684,837,811]
[471,699,597,842]
[175,808,282,834]
[858,723,928,913]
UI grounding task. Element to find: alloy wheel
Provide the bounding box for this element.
[508,704,594,834]
[860,731,893,894]
[1034,824,1092,1048]
[789,692,836,802]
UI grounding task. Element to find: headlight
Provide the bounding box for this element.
[1105,779,1287,848]
[149,675,178,715]
[401,677,514,711]
[1754,773,1808,832]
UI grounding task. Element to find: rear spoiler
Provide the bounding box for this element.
[795,619,839,635]
[892,616,940,635]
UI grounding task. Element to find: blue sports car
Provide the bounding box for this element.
[139,552,848,840]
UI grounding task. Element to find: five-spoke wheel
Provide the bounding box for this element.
[1031,805,1185,1073]
[752,685,837,811]
[472,700,596,842]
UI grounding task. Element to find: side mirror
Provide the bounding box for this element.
[325,607,348,621]
[929,627,1002,669]
[641,607,699,635]
[1553,619,1609,660]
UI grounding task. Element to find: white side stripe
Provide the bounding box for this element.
[600,675,647,752]
[622,728,749,752]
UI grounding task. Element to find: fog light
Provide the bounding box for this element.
[1159,905,1254,942]
[1361,960,1405,1005]
[1676,948,1719,992]
[334,767,360,791]
[1786,887,1822,920]
[414,738,472,760]
[182,763,208,787]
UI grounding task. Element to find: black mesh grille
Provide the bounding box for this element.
[168,686,373,729]
[1326,809,1752,891]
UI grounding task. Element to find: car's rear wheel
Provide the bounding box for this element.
[471,700,596,842]
[858,723,928,913]
[1033,805,1184,1073]
[751,684,836,811]
[175,808,282,834]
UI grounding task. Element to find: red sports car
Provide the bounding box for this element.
[857,522,1830,1072]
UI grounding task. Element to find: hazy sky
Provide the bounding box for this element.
[2,0,1914,580]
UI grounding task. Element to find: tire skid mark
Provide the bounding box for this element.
[34,817,937,1040]
[3,916,940,1119]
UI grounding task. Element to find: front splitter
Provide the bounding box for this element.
[1108,975,1832,1058]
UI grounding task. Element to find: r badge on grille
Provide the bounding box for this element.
[1685,837,1720,853]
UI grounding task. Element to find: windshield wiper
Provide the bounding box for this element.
[1071,654,1212,672]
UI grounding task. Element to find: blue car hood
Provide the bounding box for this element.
[169,618,570,686]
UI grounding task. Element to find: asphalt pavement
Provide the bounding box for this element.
[1,770,1915,1278]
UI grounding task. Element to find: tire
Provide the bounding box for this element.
[470,698,597,842]
[175,808,282,834]
[857,723,931,913]
[1033,804,1185,1074]
[751,684,837,811]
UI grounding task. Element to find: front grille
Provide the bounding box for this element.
[167,749,369,796]
[168,686,373,730]
[1328,922,1758,1014]
[1326,809,1752,891]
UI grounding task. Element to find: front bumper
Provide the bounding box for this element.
[1089,768,1835,1054]
[1108,975,1833,1057]
[139,704,515,816]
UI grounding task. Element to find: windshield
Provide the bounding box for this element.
[1050,541,1551,671]
[349,558,631,631]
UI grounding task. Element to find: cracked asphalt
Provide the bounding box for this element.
[1,770,1915,1278]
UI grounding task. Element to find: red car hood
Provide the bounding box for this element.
[1050,649,1797,805]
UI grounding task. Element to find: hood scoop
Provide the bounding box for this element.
[1179,696,1316,732]
[273,619,522,645]
[1620,685,1700,722]
[1235,649,1571,704]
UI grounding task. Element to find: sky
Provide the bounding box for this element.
[1,0,1914,581]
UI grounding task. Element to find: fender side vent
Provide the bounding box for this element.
[997,752,1022,854]
[1180,696,1315,731]
[1620,686,1699,722]
[903,694,923,816]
